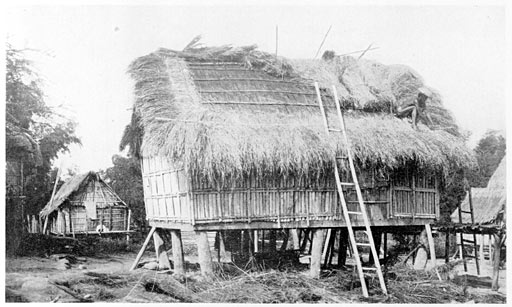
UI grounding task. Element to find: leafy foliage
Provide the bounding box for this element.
[466,130,506,188]
[438,130,506,221]
[101,155,145,229]
[5,43,81,214]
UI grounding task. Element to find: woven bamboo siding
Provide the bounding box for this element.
[141,156,191,224]
[48,205,128,234]
[142,156,439,226]
[391,169,437,218]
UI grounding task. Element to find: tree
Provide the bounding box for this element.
[6,43,81,215]
[101,155,145,230]
[467,130,506,188]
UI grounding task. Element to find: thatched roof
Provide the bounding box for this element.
[40,171,126,217]
[452,158,506,225]
[125,39,475,179]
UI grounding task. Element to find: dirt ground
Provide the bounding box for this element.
[4,249,507,303]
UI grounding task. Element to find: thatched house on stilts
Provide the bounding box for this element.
[447,158,506,290]
[39,171,132,237]
[123,39,474,282]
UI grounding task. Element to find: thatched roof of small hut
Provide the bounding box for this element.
[452,158,506,225]
[124,38,475,179]
[40,171,126,217]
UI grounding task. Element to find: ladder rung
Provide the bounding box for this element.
[356,243,371,247]
[460,210,473,214]
[362,267,377,271]
[464,254,476,258]
[462,239,476,243]
[340,182,355,186]
[335,156,349,160]
[328,128,342,132]
[347,211,363,215]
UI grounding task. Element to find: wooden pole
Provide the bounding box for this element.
[254,230,259,252]
[310,229,325,278]
[300,229,310,253]
[130,226,157,271]
[196,231,213,277]
[321,229,332,262]
[170,230,185,275]
[280,230,290,252]
[126,209,131,244]
[479,234,485,269]
[291,229,300,250]
[445,230,450,263]
[425,224,437,268]
[218,231,227,261]
[491,232,502,291]
[338,228,348,267]
[269,230,277,252]
[154,229,171,270]
[383,232,388,262]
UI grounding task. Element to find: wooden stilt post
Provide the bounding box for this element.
[154,229,171,270]
[269,230,277,252]
[491,232,502,291]
[130,226,157,271]
[291,229,300,250]
[170,230,185,275]
[322,229,332,263]
[254,230,259,253]
[479,234,484,269]
[445,230,450,263]
[338,228,348,267]
[383,232,388,262]
[310,229,325,278]
[425,224,437,268]
[280,230,290,252]
[196,231,213,277]
[300,229,310,253]
[326,229,337,266]
[218,231,227,261]
[369,229,382,264]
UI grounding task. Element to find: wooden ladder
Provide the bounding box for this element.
[315,83,387,297]
[457,187,480,275]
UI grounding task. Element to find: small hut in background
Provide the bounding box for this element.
[123,39,475,277]
[450,157,506,290]
[39,171,132,236]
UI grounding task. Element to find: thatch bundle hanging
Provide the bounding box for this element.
[124,37,475,180]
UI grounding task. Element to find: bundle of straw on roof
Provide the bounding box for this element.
[124,39,475,180]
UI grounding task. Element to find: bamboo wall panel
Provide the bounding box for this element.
[48,205,128,234]
[141,157,440,226]
[142,156,191,223]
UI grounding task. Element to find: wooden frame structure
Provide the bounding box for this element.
[40,171,132,238]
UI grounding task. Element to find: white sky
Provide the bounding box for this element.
[4,1,508,173]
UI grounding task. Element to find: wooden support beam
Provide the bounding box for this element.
[130,226,157,271]
[322,229,332,262]
[280,230,290,252]
[269,230,277,252]
[196,230,213,277]
[254,230,259,252]
[383,232,388,262]
[310,229,325,278]
[300,229,310,253]
[170,230,185,276]
[338,228,348,267]
[491,232,502,291]
[218,231,227,261]
[479,234,484,267]
[369,229,382,265]
[154,229,171,270]
[291,229,300,250]
[445,230,450,263]
[425,224,437,268]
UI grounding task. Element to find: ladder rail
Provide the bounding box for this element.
[332,85,387,295]
[315,83,369,297]
[468,187,480,275]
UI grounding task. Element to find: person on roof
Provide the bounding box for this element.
[396,87,435,129]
